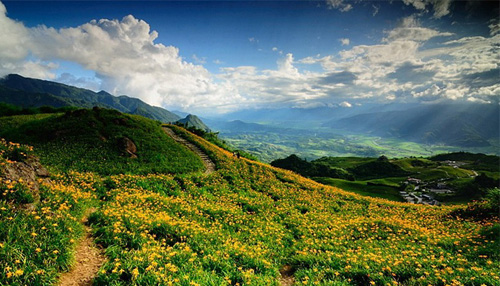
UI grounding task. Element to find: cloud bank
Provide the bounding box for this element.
[0,1,498,115]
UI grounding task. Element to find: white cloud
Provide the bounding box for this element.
[0,1,497,114]
[402,0,451,18]
[339,101,352,107]
[192,54,206,64]
[18,14,239,112]
[56,72,101,91]
[277,53,299,76]
[326,0,451,18]
[489,19,500,36]
[372,4,380,17]
[0,2,57,79]
[383,16,453,42]
[339,38,350,46]
[467,97,491,104]
[326,0,352,12]
[271,47,283,55]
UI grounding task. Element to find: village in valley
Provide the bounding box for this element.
[399,160,477,205]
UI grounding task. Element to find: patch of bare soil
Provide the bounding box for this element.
[280,265,295,286]
[58,213,104,286]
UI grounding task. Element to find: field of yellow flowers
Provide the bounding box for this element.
[1,125,499,286]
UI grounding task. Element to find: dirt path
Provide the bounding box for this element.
[58,212,104,286]
[163,127,216,175]
[279,265,295,286]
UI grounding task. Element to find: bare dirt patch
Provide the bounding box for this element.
[58,213,105,286]
[279,265,295,286]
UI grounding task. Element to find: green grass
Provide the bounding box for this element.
[313,157,375,169]
[0,140,96,285]
[0,108,204,175]
[313,177,404,202]
[1,114,499,286]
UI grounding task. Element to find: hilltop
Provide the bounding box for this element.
[0,107,204,175]
[0,109,498,286]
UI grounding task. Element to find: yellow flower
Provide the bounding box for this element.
[35,248,42,253]
[14,269,23,276]
[132,268,139,279]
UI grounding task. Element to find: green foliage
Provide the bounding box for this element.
[0,102,77,117]
[348,160,409,180]
[485,188,500,214]
[430,151,500,173]
[449,188,500,220]
[313,177,404,201]
[271,154,355,180]
[0,108,204,175]
[0,139,32,163]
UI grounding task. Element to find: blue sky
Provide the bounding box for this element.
[0,1,498,115]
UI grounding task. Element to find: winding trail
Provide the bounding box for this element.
[57,127,216,285]
[58,210,104,286]
[162,127,216,175]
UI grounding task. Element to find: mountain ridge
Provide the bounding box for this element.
[324,103,499,147]
[0,74,181,123]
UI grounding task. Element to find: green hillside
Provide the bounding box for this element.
[0,111,498,286]
[0,108,204,175]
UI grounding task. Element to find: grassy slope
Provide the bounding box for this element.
[1,123,499,285]
[312,177,404,202]
[0,109,204,175]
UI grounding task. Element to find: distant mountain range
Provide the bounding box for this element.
[209,102,499,149]
[324,104,499,147]
[0,74,181,123]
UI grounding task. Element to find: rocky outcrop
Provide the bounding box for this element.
[1,155,50,208]
[119,137,137,158]
[1,155,49,190]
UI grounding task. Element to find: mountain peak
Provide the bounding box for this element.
[177,114,210,132]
